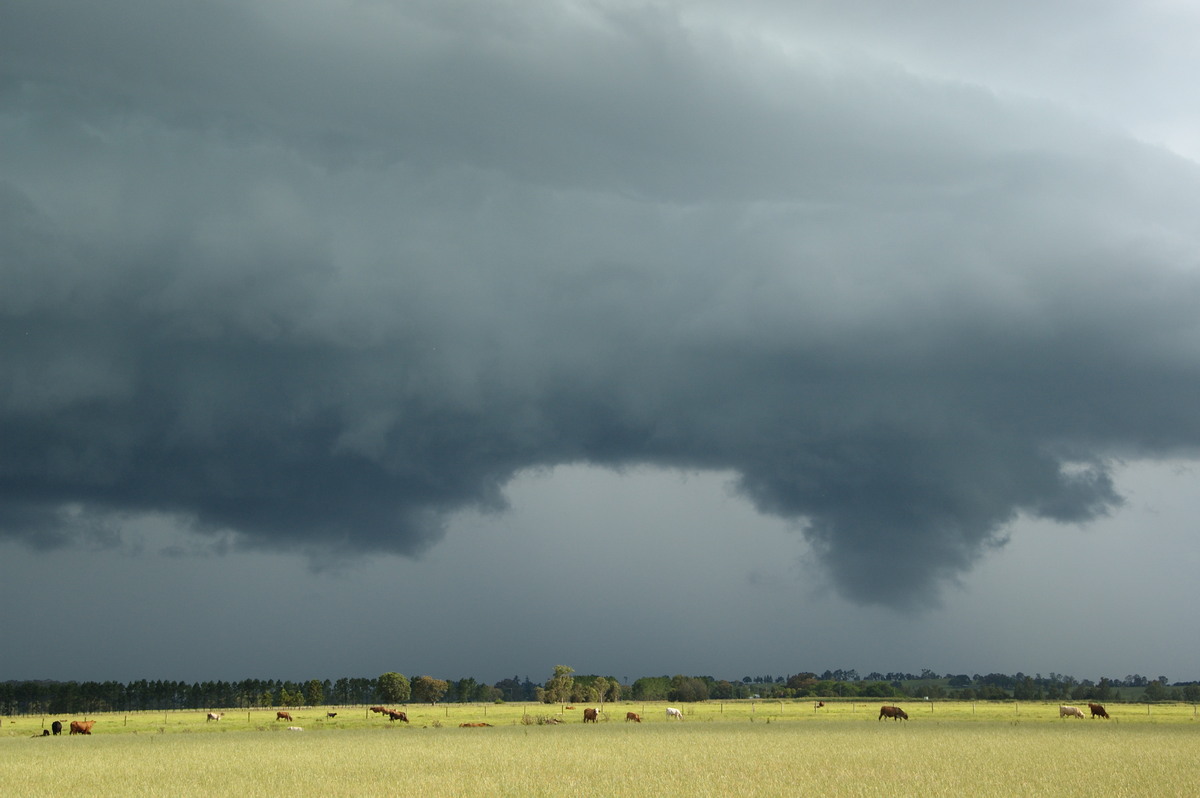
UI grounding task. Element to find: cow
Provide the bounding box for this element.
[815,702,825,709]
[326,712,338,718]
[459,722,493,727]
[1059,705,1085,719]
[207,713,222,722]
[583,707,599,723]
[51,721,62,736]
[625,712,642,723]
[666,707,684,720]
[879,706,908,721]
[276,711,293,722]
[69,720,95,735]
[287,726,303,732]
[1088,703,1110,719]
[387,710,409,723]
[369,706,386,714]
[35,729,50,737]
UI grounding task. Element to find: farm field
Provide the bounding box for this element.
[3,701,1198,797]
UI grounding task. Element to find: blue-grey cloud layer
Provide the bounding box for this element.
[3,1,1199,608]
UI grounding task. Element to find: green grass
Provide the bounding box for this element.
[3,702,1198,797]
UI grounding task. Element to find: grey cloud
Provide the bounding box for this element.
[2,2,1199,607]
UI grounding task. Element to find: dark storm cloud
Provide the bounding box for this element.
[3,1,1199,607]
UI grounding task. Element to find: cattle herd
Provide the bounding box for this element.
[26,701,1118,737]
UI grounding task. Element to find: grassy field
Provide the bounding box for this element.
[3,701,1197,797]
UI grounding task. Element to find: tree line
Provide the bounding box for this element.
[3,667,1196,716]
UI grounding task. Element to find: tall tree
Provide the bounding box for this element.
[411,676,449,705]
[377,672,411,704]
[544,665,575,704]
[304,679,324,707]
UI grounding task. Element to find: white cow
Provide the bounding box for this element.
[1059,705,1085,719]
[206,713,222,722]
[666,707,684,720]
[287,726,304,732]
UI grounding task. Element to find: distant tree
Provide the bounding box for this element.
[592,677,610,705]
[787,673,818,692]
[631,676,670,701]
[1142,680,1168,702]
[711,680,734,700]
[544,666,575,704]
[1013,676,1040,701]
[605,678,623,704]
[668,676,710,703]
[377,672,412,704]
[411,676,449,705]
[456,677,478,703]
[1181,684,1200,703]
[858,681,895,698]
[494,676,524,702]
[304,679,324,707]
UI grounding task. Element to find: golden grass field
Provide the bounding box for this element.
[2,701,1197,797]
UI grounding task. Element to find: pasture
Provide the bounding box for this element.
[3,701,1198,797]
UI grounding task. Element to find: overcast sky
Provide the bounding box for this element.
[2,0,1199,687]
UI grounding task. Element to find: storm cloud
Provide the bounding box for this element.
[3,1,1199,609]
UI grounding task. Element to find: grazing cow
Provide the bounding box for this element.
[625,712,642,723]
[207,713,222,722]
[565,706,575,710]
[327,712,338,718]
[35,729,50,737]
[1088,703,1110,719]
[583,707,599,723]
[51,721,62,735]
[1059,705,1085,719]
[69,721,95,735]
[387,710,409,723]
[287,726,303,732]
[369,706,386,714]
[459,722,493,727]
[815,702,825,709]
[879,706,908,721]
[276,711,293,722]
[666,707,684,720]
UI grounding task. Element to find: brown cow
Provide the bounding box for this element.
[815,701,825,709]
[69,720,95,735]
[583,707,599,723]
[387,710,409,723]
[369,706,386,714]
[276,711,293,722]
[625,712,641,723]
[459,722,493,727]
[1088,703,1110,719]
[879,706,908,721]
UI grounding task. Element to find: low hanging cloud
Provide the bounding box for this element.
[2,1,1199,608]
